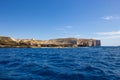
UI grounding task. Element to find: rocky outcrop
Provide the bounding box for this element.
[0,36,18,47]
[77,39,101,47]
[0,36,101,48]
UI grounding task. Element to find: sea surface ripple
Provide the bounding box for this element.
[0,47,120,80]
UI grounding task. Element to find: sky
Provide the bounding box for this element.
[0,0,120,46]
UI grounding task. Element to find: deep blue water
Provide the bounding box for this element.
[0,47,120,80]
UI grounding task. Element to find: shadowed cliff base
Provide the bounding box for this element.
[0,36,101,48]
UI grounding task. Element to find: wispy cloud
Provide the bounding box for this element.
[93,30,120,46]
[74,34,81,37]
[95,30,120,40]
[65,26,72,29]
[101,16,120,20]
[96,30,120,35]
[55,26,82,38]
[94,35,120,39]
[56,26,72,31]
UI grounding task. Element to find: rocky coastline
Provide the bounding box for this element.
[0,36,101,48]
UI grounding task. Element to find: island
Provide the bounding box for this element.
[0,36,101,48]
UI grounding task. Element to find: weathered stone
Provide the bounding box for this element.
[0,36,101,48]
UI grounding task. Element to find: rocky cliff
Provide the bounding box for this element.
[0,36,101,48]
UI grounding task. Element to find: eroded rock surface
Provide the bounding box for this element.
[0,36,101,48]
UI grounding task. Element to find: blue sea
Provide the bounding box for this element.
[0,47,120,80]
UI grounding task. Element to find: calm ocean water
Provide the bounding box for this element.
[0,47,120,80]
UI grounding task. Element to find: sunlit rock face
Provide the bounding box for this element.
[0,36,101,48]
[0,36,18,47]
[77,39,101,47]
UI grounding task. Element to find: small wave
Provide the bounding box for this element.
[0,47,119,80]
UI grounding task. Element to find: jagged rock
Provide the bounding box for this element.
[0,36,101,48]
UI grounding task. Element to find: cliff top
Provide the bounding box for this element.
[0,36,101,48]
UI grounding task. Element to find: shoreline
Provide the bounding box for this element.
[0,36,101,48]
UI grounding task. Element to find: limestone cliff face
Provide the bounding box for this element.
[0,36,18,47]
[77,39,101,47]
[0,36,101,48]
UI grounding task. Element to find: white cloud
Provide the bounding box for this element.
[101,16,120,20]
[96,31,120,35]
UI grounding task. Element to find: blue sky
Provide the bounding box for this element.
[0,0,120,46]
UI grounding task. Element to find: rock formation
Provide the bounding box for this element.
[0,36,101,48]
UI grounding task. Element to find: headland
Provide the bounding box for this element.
[0,36,101,48]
